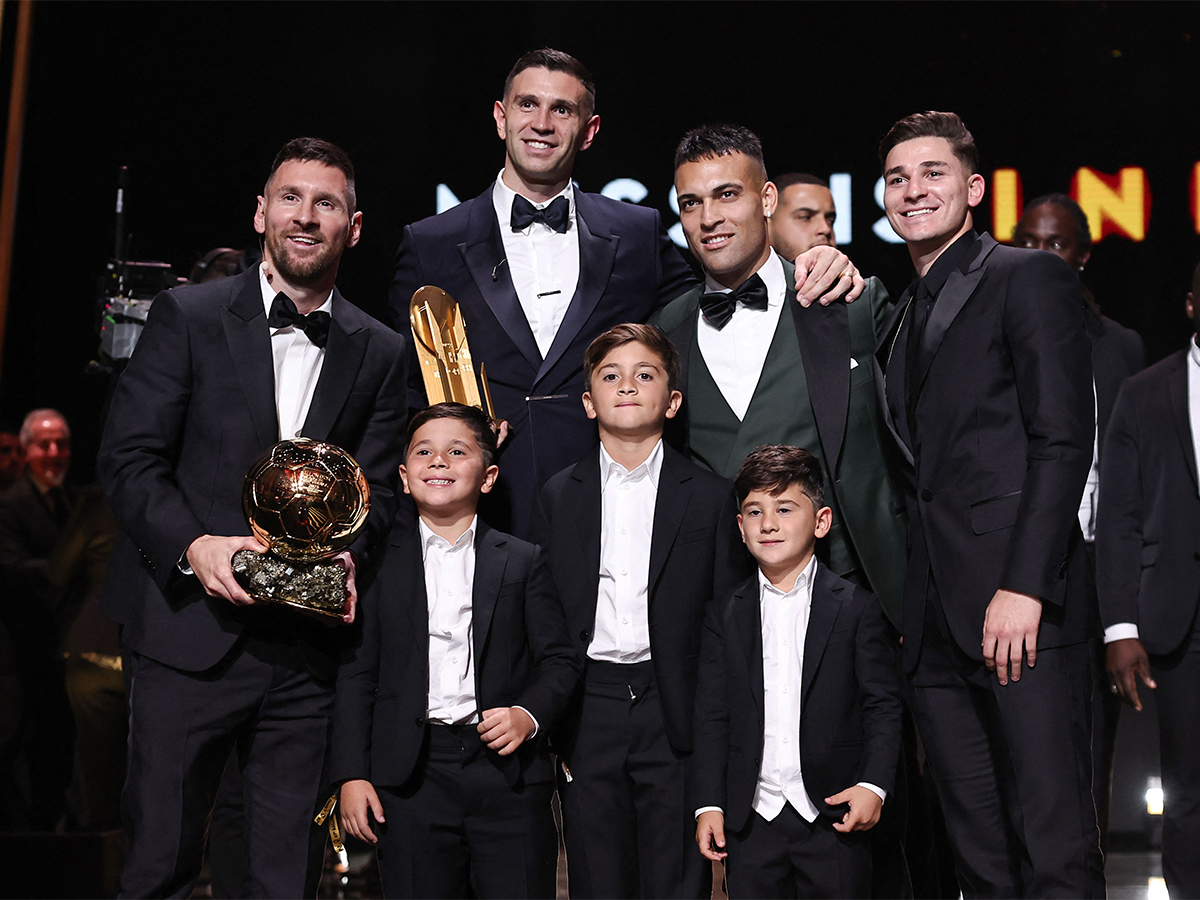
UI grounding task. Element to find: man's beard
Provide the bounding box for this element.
[266,232,342,286]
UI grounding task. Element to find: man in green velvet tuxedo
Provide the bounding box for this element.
[651,125,907,627]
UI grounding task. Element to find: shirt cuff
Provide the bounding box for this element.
[857,782,887,804]
[512,706,539,738]
[1104,623,1140,643]
[178,551,193,576]
[694,806,723,820]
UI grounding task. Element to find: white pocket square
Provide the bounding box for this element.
[850,358,860,370]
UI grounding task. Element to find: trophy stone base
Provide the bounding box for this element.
[231,550,347,618]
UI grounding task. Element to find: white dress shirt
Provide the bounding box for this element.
[492,172,580,359]
[753,556,822,822]
[588,441,662,663]
[1106,337,1200,643]
[1078,384,1101,542]
[259,264,332,440]
[695,250,788,420]
[421,517,479,725]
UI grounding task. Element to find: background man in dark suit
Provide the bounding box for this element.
[1097,266,1200,900]
[878,112,1100,898]
[98,138,407,898]
[1012,193,1145,851]
[652,127,907,629]
[0,408,77,831]
[388,48,861,538]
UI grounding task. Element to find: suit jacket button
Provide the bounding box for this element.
[579,630,590,640]
[921,489,933,502]
[415,717,424,727]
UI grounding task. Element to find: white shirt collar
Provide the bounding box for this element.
[599,439,664,490]
[418,515,478,560]
[758,552,818,599]
[703,248,786,308]
[259,263,334,320]
[492,171,576,232]
[1189,336,1200,369]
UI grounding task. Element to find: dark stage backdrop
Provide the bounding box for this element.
[1,1,1198,479]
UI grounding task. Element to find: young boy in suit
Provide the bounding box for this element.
[693,445,902,898]
[534,322,749,899]
[332,402,579,899]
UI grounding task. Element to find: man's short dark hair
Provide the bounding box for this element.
[404,402,499,468]
[266,137,357,213]
[878,111,979,175]
[674,124,766,176]
[1022,193,1092,252]
[734,445,825,511]
[503,48,596,118]
[583,323,680,393]
[773,172,829,192]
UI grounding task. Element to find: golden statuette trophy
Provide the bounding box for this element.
[230,439,370,618]
[409,285,496,417]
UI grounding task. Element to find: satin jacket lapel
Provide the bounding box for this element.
[459,190,542,372]
[472,524,508,685]
[648,448,691,594]
[302,289,366,440]
[875,290,914,464]
[1167,353,1199,494]
[221,269,278,447]
[801,565,845,706]
[788,267,850,470]
[570,452,604,615]
[914,235,998,395]
[732,581,765,713]
[393,528,430,660]
[536,193,616,385]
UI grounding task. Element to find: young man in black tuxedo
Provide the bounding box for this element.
[389,49,863,539]
[534,323,749,899]
[98,138,408,898]
[693,445,902,898]
[1096,266,1200,900]
[877,112,1100,898]
[333,403,579,898]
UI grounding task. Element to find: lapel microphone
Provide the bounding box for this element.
[492,258,507,282]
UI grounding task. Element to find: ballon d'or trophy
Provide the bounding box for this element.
[410,286,496,417]
[230,438,370,618]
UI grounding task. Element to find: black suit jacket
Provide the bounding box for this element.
[97,266,408,673]
[878,233,1094,668]
[1096,349,1200,655]
[388,187,697,537]
[331,521,580,789]
[533,443,750,756]
[691,562,902,833]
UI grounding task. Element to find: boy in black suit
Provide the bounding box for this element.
[536,322,749,899]
[693,445,902,898]
[332,403,579,899]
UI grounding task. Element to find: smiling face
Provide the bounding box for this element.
[254,159,361,291]
[883,136,985,274]
[494,66,600,201]
[738,485,831,585]
[1012,203,1091,272]
[400,417,498,523]
[582,340,682,442]
[675,151,777,290]
[22,413,71,491]
[769,182,837,258]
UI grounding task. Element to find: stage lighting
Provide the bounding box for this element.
[1146,776,1164,816]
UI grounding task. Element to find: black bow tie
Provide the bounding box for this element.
[511,195,570,233]
[267,292,331,348]
[699,274,769,331]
